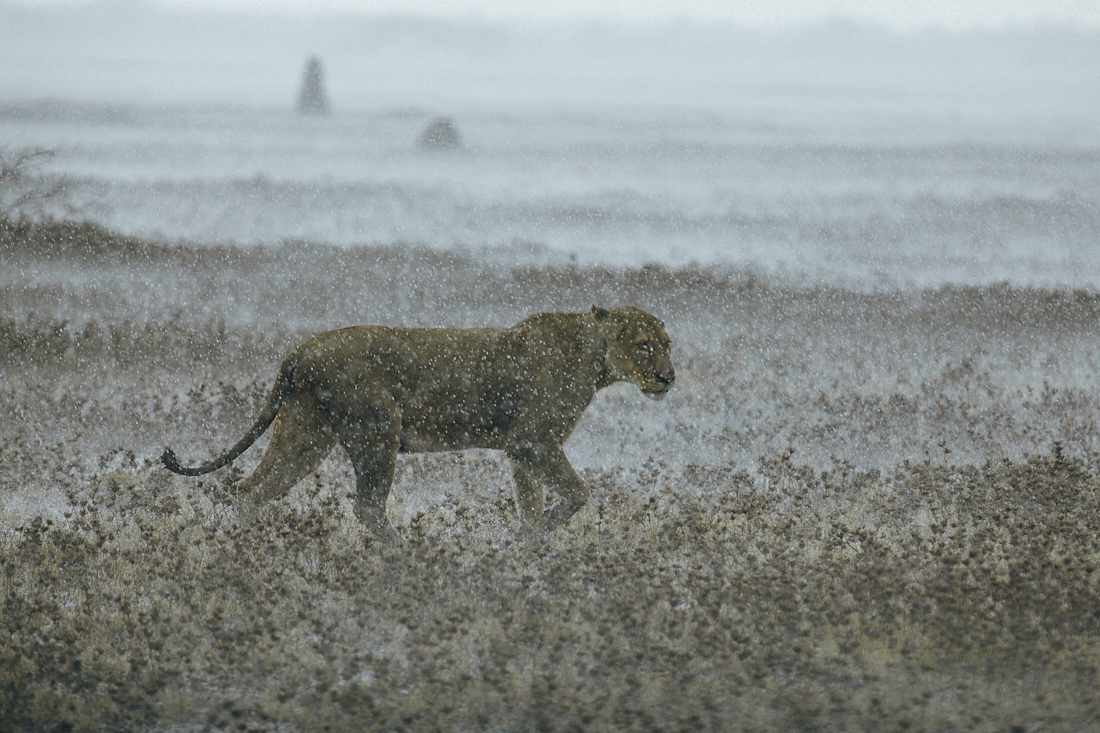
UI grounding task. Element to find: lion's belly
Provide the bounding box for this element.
[394,381,523,453]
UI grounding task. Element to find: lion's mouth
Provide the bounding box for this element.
[641,377,674,401]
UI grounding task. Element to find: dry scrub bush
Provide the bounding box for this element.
[2,448,1099,732]
[0,148,72,223]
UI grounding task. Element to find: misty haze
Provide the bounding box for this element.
[2,4,1100,732]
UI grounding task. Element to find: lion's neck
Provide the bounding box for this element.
[591,330,619,390]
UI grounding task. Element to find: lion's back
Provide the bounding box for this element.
[288,314,602,451]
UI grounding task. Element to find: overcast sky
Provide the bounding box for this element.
[8,0,1100,29]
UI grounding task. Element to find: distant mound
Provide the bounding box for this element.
[297,56,329,115]
[417,117,461,150]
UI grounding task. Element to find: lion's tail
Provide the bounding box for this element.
[162,353,299,477]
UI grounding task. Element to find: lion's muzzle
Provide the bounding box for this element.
[642,374,675,400]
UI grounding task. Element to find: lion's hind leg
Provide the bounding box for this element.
[326,391,403,542]
[236,392,336,518]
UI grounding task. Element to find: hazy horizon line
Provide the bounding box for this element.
[3,1,1100,34]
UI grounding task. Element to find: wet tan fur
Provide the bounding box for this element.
[163,307,674,536]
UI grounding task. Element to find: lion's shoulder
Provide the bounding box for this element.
[511,311,604,353]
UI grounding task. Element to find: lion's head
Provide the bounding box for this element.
[593,306,676,400]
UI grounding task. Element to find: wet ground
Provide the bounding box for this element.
[2,219,1099,731]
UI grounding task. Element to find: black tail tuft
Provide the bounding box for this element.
[162,448,183,474]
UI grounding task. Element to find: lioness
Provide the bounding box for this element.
[163,306,674,536]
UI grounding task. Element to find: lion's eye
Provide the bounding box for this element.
[636,342,653,354]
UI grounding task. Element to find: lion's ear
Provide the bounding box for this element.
[591,305,611,322]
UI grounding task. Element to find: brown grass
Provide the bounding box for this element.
[2,452,1099,731]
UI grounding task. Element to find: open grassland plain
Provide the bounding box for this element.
[2,219,1100,732]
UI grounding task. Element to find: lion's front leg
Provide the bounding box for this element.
[507,443,589,530]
